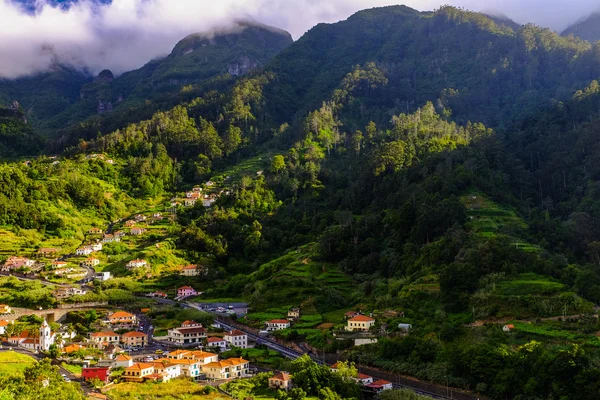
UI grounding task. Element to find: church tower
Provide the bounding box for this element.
[39,319,51,351]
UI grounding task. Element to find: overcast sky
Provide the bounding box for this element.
[1,0,599,79]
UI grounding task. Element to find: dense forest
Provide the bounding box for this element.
[4,4,600,399]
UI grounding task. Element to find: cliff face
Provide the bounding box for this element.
[228,56,260,76]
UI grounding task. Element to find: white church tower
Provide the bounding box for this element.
[39,319,52,351]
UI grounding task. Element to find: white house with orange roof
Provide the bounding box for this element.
[346,315,376,332]
[82,258,100,268]
[202,357,249,380]
[126,259,147,269]
[0,304,12,314]
[180,265,205,277]
[130,227,146,236]
[176,286,197,297]
[113,354,134,368]
[206,337,228,349]
[123,363,155,382]
[265,319,290,331]
[89,331,120,345]
[365,379,393,393]
[0,319,13,335]
[108,311,137,326]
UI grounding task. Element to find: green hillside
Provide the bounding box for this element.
[562,13,600,43]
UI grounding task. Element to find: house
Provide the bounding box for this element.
[265,319,290,331]
[123,363,155,382]
[354,373,374,385]
[202,195,217,208]
[167,358,201,378]
[8,319,56,351]
[202,357,249,380]
[2,256,35,271]
[88,227,103,235]
[53,287,87,300]
[152,360,181,381]
[166,349,192,360]
[114,231,125,238]
[76,247,93,256]
[126,259,147,269]
[503,324,515,332]
[108,311,137,325]
[148,291,167,298]
[134,214,147,222]
[224,330,248,349]
[91,243,103,252]
[124,220,136,227]
[287,307,301,321]
[167,325,206,345]
[0,304,12,314]
[121,331,148,348]
[82,258,100,268]
[95,271,111,281]
[365,379,393,393]
[269,371,292,391]
[184,197,198,207]
[345,311,360,319]
[82,367,110,384]
[89,332,120,344]
[63,344,86,354]
[189,350,219,365]
[51,261,68,268]
[130,227,146,236]
[206,337,228,349]
[38,248,58,256]
[0,320,13,335]
[181,320,202,328]
[113,354,134,368]
[102,234,120,243]
[397,323,412,331]
[52,268,74,276]
[177,286,197,297]
[180,264,204,277]
[152,212,162,219]
[346,315,375,332]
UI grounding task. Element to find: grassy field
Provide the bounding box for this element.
[61,362,83,376]
[107,379,226,399]
[0,351,37,376]
[494,273,565,296]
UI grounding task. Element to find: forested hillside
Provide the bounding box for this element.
[4,4,600,399]
[562,13,600,43]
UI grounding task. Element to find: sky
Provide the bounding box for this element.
[1,0,599,79]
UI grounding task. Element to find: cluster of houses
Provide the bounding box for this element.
[170,183,228,210]
[164,320,248,350]
[330,362,393,394]
[0,256,37,272]
[263,309,378,334]
[7,318,77,351]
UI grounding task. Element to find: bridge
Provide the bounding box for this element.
[6,303,110,323]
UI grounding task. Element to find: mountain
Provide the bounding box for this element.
[562,13,600,42]
[41,22,293,132]
[263,5,596,130]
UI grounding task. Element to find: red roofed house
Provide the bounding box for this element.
[180,264,205,277]
[346,315,376,332]
[177,286,197,297]
[269,371,292,391]
[345,311,359,319]
[38,248,58,256]
[365,379,393,393]
[1,256,35,272]
[120,331,148,348]
[181,320,202,328]
[206,336,228,349]
[355,373,374,385]
[123,363,155,382]
[503,324,515,332]
[265,319,290,331]
[108,311,137,325]
[224,330,248,348]
[82,366,110,384]
[0,319,13,335]
[89,331,120,345]
[167,324,206,345]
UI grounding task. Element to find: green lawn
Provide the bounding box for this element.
[0,351,37,376]
[61,363,83,375]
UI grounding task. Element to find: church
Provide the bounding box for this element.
[8,320,58,351]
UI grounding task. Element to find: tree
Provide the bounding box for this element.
[48,344,60,359]
[271,155,286,173]
[289,388,307,400]
[223,125,242,156]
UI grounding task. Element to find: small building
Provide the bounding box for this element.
[169,358,201,378]
[365,379,393,393]
[113,354,134,368]
[54,287,87,300]
[503,324,515,332]
[181,320,202,328]
[0,320,13,335]
[130,227,146,236]
[224,330,248,349]
[346,315,375,332]
[8,319,56,351]
[206,337,228,349]
[108,311,137,325]
[152,360,181,381]
[121,331,148,348]
[38,248,58,256]
[102,234,120,243]
[0,304,12,314]
[63,344,86,354]
[202,357,249,380]
[269,371,292,391]
[345,311,360,319]
[91,243,103,252]
[2,256,35,271]
[184,198,197,207]
[95,271,111,281]
[149,291,167,298]
[88,228,103,235]
[355,373,374,385]
[51,261,68,268]
[287,307,301,321]
[82,366,110,384]
[134,214,147,222]
[114,231,125,238]
[76,247,93,256]
[177,286,197,298]
[123,363,155,382]
[265,319,290,331]
[89,332,120,344]
[180,264,204,277]
[124,220,136,227]
[397,323,412,331]
[126,259,147,269]
[82,258,100,268]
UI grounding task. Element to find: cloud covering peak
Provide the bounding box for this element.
[1,0,599,79]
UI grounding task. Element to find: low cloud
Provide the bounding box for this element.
[0,0,599,79]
